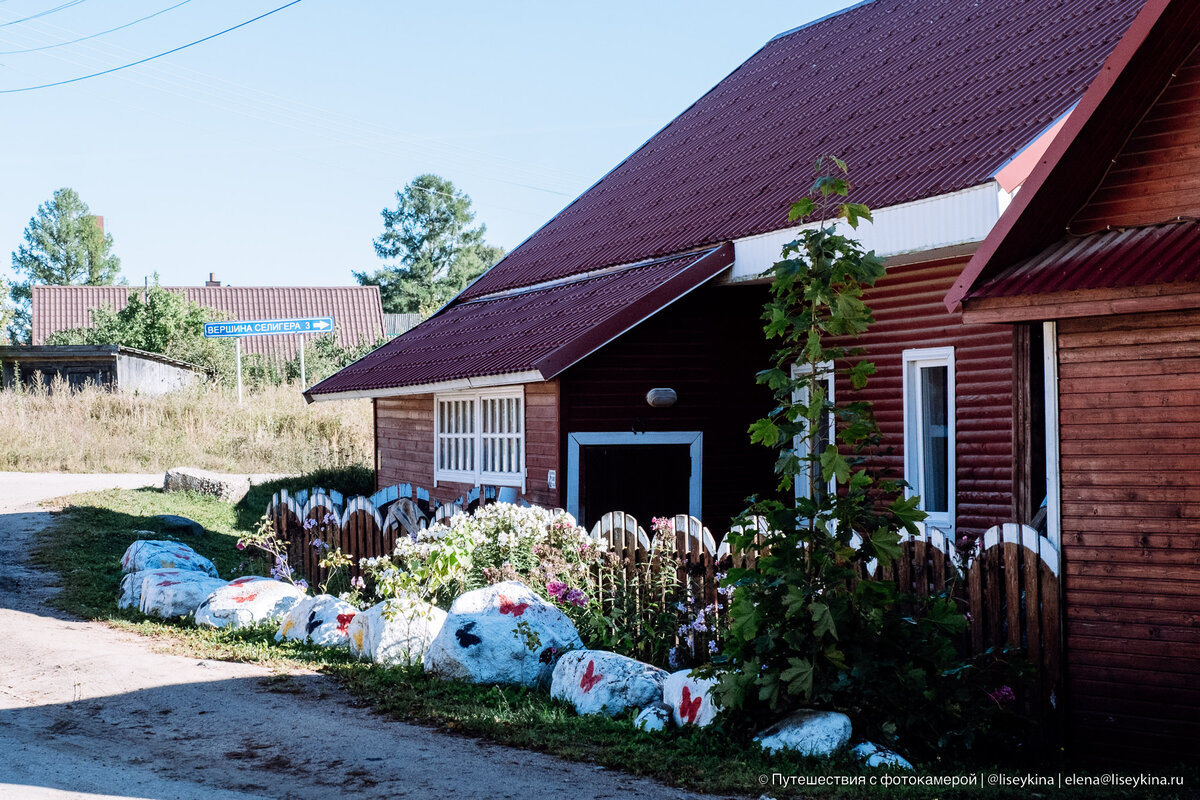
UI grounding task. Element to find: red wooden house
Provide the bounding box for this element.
[948,0,1200,762]
[308,0,1144,536]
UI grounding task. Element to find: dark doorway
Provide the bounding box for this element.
[579,444,691,529]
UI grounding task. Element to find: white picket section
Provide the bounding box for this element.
[340,496,383,532]
[671,514,717,555]
[589,511,651,553]
[970,523,1060,576]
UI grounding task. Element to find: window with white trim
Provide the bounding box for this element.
[902,347,955,535]
[792,362,835,501]
[435,388,524,488]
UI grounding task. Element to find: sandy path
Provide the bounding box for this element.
[0,474,728,800]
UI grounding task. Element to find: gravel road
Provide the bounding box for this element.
[0,473,729,800]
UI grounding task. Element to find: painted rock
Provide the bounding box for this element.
[347,597,447,666]
[276,594,360,647]
[550,650,668,716]
[119,568,197,610]
[423,581,583,687]
[194,577,305,629]
[139,573,228,618]
[663,669,721,728]
[634,702,674,733]
[852,741,913,770]
[754,709,852,757]
[120,539,218,577]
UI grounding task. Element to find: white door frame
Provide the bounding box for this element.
[566,431,703,523]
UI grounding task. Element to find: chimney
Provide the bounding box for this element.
[94,215,104,233]
[205,272,221,287]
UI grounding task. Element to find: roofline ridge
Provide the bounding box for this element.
[769,0,878,42]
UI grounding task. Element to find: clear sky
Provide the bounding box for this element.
[1,0,848,289]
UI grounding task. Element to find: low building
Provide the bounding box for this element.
[0,345,205,395]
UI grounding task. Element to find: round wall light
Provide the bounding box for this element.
[645,387,678,408]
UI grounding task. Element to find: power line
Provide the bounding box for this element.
[0,0,192,55]
[0,0,303,93]
[0,0,88,28]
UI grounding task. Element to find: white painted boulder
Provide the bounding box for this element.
[194,577,305,629]
[663,669,721,728]
[852,742,913,770]
[754,709,852,757]
[347,598,447,666]
[550,650,668,716]
[423,581,583,687]
[120,539,218,577]
[634,702,674,732]
[276,594,360,647]
[119,568,199,610]
[164,467,251,504]
[138,572,228,618]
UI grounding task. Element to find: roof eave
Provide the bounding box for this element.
[304,369,546,404]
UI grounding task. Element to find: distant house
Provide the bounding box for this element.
[32,280,385,362]
[307,0,1144,534]
[947,0,1200,762]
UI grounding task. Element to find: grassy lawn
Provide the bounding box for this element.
[30,485,1196,799]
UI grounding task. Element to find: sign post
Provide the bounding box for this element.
[203,317,334,402]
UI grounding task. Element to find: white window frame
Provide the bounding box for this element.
[792,361,836,502]
[434,387,526,490]
[902,347,956,537]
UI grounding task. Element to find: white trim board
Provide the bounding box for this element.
[566,431,703,524]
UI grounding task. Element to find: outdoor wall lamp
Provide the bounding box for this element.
[645,387,678,408]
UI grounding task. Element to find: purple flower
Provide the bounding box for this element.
[988,685,1016,706]
[323,513,336,525]
[303,519,317,531]
[236,542,245,551]
[545,580,567,599]
[311,538,324,550]
[564,588,586,608]
[294,579,308,592]
[351,576,366,590]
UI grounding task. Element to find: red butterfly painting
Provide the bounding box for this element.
[231,592,258,604]
[336,613,356,635]
[498,595,529,617]
[679,686,703,724]
[156,580,181,587]
[579,660,603,693]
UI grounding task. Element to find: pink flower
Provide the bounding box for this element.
[545,580,567,599]
[236,542,246,550]
[988,685,1016,707]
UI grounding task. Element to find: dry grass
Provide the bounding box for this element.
[0,379,371,473]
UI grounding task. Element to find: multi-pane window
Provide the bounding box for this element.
[902,348,955,534]
[435,389,524,487]
[792,362,836,501]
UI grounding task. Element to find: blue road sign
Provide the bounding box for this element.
[203,317,334,338]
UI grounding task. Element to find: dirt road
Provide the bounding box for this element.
[0,474,726,800]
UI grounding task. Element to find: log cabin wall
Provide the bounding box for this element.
[835,256,1017,537]
[374,380,562,508]
[1057,309,1200,762]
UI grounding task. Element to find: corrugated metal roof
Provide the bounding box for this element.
[968,221,1200,298]
[307,245,734,397]
[32,285,385,361]
[459,0,1145,300]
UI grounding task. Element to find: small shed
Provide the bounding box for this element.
[0,345,206,395]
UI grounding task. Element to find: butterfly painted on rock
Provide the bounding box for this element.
[306,610,322,635]
[497,595,529,617]
[156,580,181,587]
[579,660,604,693]
[231,593,258,604]
[456,621,482,648]
[336,613,356,635]
[679,686,703,724]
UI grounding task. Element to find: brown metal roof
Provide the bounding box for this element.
[32,285,385,361]
[306,245,734,398]
[460,0,1145,301]
[968,221,1200,299]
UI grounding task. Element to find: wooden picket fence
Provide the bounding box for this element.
[265,486,1061,728]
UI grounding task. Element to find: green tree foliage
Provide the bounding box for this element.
[8,188,122,342]
[354,174,505,314]
[281,330,388,387]
[718,160,1025,760]
[45,283,235,382]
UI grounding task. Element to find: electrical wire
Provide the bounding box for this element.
[0,0,192,55]
[0,0,302,93]
[0,0,87,28]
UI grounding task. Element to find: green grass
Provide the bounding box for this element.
[30,485,1198,799]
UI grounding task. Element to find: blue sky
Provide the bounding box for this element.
[1,0,847,288]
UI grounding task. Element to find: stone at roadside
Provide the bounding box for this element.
[634,702,675,733]
[347,597,447,666]
[195,577,305,629]
[423,581,582,688]
[152,514,205,537]
[119,568,196,610]
[550,650,668,717]
[120,539,218,577]
[163,467,251,504]
[663,669,720,728]
[852,742,913,770]
[276,594,361,647]
[754,709,852,757]
[139,572,228,618]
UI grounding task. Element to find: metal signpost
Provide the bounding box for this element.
[203,317,333,402]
